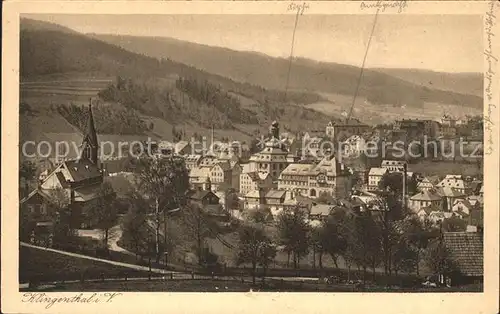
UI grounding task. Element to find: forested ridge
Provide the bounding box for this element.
[21,24,331,133]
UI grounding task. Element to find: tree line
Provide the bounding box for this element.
[55,103,148,135]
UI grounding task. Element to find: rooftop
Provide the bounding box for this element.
[369,167,388,176]
[62,159,102,183]
[410,189,442,201]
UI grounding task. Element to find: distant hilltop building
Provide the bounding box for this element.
[325,120,371,142]
[441,114,457,127]
[393,118,440,139]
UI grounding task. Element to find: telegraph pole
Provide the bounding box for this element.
[155,197,160,263]
[402,162,407,209]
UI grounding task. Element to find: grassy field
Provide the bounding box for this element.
[33,278,483,292]
[38,279,254,292]
[19,246,151,284]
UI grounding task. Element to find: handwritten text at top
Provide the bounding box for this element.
[360,1,408,13]
[287,2,309,15]
[483,0,498,155]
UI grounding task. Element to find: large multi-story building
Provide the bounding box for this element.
[381,160,407,172]
[278,155,351,199]
[239,171,275,196]
[394,119,440,139]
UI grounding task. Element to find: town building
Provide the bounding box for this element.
[436,175,470,195]
[427,211,454,225]
[438,116,458,138]
[417,177,435,191]
[451,198,477,216]
[209,162,232,192]
[239,169,275,196]
[367,167,388,191]
[394,119,440,139]
[436,186,466,211]
[408,189,443,213]
[381,160,407,172]
[198,154,219,169]
[188,167,211,190]
[278,155,351,199]
[325,120,371,141]
[189,179,227,219]
[441,114,457,127]
[184,154,202,170]
[301,135,324,159]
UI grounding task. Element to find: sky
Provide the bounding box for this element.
[24,14,483,73]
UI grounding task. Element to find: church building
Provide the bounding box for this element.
[20,102,106,231]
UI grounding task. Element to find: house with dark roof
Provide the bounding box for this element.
[442,232,483,285]
[189,179,227,219]
[309,204,334,220]
[409,189,443,213]
[436,186,466,211]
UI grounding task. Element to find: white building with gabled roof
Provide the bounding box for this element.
[368,167,388,191]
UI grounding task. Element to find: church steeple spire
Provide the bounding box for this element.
[80,98,99,164]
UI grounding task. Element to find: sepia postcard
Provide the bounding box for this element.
[2,1,499,313]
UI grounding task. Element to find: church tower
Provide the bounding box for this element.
[80,99,99,164]
[269,121,280,139]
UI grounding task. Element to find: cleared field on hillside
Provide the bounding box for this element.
[307,92,483,125]
[20,77,113,108]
